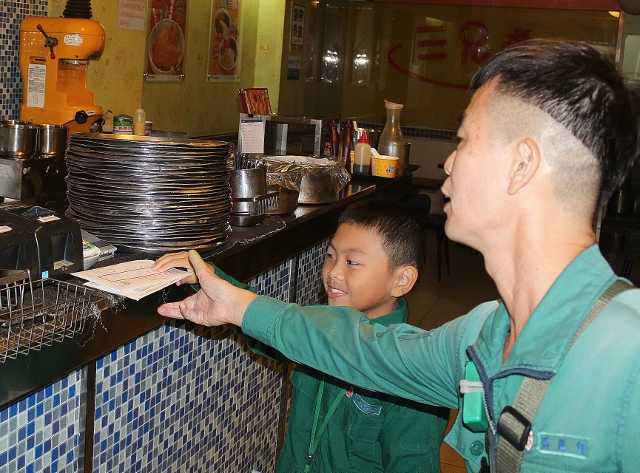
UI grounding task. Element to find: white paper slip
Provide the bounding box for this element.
[72,259,193,301]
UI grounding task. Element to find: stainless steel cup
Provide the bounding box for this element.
[36,124,69,156]
[230,168,267,198]
[0,122,38,157]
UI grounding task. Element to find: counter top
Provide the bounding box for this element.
[0,174,412,409]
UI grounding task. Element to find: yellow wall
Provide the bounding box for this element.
[49,0,286,136]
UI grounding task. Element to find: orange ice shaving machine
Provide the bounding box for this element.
[19,17,105,134]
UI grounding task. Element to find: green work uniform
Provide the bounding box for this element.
[240,245,640,472]
[212,267,448,472]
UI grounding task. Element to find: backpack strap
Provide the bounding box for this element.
[495,279,633,473]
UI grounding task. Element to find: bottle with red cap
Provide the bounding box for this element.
[353,130,371,175]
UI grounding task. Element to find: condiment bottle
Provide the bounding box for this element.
[341,119,353,171]
[323,118,340,161]
[378,100,405,175]
[353,130,371,175]
[133,108,146,135]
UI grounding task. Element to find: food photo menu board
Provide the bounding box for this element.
[146,0,188,81]
[208,0,240,81]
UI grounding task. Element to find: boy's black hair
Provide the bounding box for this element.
[338,198,426,270]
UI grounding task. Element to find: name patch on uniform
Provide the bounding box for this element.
[353,395,382,415]
[536,432,589,459]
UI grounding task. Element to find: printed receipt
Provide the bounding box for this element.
[72,260,193,300]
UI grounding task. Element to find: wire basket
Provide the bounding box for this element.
[0,269,113,363]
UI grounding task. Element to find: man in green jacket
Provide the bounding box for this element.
[158,39,640,472]
[154,199,448,472]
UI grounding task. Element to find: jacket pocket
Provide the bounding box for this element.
[344,394,384,464]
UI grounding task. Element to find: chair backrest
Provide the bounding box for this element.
[402,193,432,214]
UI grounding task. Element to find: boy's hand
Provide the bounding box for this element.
[157,250,257,326]
[153,251,199,285]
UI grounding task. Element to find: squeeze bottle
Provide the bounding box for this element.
[353,130,371,175]
[133,108,146,135]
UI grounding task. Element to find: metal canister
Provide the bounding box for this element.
[113,114,133,135]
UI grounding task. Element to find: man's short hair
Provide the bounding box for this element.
[472,38,640,206]
[338,199,426,270]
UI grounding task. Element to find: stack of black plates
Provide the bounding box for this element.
[66,133,233,254]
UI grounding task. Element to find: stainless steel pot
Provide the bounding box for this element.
[36,124,69,156]
[0,122,38,157]
[230,168,267,198]
[261,156,350,204]
[267,185,299,214]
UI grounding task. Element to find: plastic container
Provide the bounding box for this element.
[133,108,146,135]
[378,100,406,176]
[374,155,398,178]
[113,114,133,135]
[353,130,371,175]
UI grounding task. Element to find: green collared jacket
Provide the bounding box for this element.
[241,245,640,472]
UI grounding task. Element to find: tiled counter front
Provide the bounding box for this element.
[0,369,87,472]
[92,259,297,473]
[93,324,284,473]
[296,240,330,305]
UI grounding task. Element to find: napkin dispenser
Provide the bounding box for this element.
[0,203,83,278]
[0,219,40,277]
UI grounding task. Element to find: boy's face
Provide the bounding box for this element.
[322,222,408,319]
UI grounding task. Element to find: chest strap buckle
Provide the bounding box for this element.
[497,405,531,451]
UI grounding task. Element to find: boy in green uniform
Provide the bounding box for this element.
[154,199,448,472]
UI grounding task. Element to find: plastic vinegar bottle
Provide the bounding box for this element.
[353,130,371,175]
[133,108,146,135]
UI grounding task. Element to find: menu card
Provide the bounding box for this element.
[72,260,193,300]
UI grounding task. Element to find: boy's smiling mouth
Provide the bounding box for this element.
[326,285,346,298]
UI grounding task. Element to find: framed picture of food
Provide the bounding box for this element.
[208,0,240,82]
[145,0,188,81]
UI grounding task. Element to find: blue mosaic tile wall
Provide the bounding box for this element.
[0,0,48,120]
[0,368,87,472]
[247,259,293,302]
[93,322,284,473]
[296,239,329,306]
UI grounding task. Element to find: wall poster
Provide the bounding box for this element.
[290,4,304,53]
[145,0,188,81]
[208,0,240,82]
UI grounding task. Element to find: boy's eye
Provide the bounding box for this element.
[325,252,335,259]
[346,259,359,266]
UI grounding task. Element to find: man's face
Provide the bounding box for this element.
[322,223,402,319]
[441,80,508,249]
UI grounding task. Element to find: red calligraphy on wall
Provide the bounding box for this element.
[387,20,532,89]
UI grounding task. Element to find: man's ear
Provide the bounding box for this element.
[391,265,419,298]
[508,138,541,195]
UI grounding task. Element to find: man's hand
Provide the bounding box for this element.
[157,250,257,326]
[152,251,198,285]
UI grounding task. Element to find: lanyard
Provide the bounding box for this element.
[304,378,348,473]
